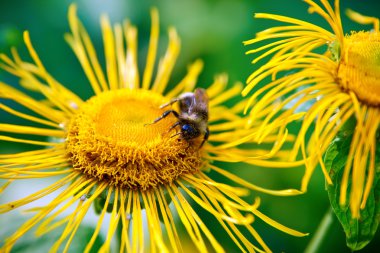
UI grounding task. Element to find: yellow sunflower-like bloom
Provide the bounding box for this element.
[0,5,306,253]
[244,0,380,218]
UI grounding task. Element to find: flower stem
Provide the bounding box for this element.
[304,208,334,253]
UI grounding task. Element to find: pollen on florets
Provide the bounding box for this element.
[337,31,380,106]
[65,89,203,191]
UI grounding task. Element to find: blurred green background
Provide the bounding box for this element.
[0,0,379,252]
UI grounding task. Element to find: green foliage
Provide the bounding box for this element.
[0,25,21,51]
[324,125,380,251]
[94,190,116,214]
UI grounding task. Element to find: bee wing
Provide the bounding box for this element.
[194,89,208,111]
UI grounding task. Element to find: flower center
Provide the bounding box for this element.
[65,89,203,190]
[337,31,380,106]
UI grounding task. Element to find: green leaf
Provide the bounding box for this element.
[324,130,380,251]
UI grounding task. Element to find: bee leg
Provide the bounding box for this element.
[168,121,181,132]
[159,98,180,109]
[165,121,181,137]
[145,110,179,125]
[199,127,209,148]
[170,131,182,139]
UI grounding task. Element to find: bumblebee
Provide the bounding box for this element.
[149,88,209,147]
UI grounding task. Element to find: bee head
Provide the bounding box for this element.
[181,123,200,140]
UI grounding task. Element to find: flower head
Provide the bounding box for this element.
[244,0,380,218]
[0,5,305,252]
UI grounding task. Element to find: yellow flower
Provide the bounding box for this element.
[243,0,380,218]
[0,4,306,253]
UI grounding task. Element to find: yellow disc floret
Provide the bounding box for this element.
[337,31,380,106]
[65,89,202,190]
